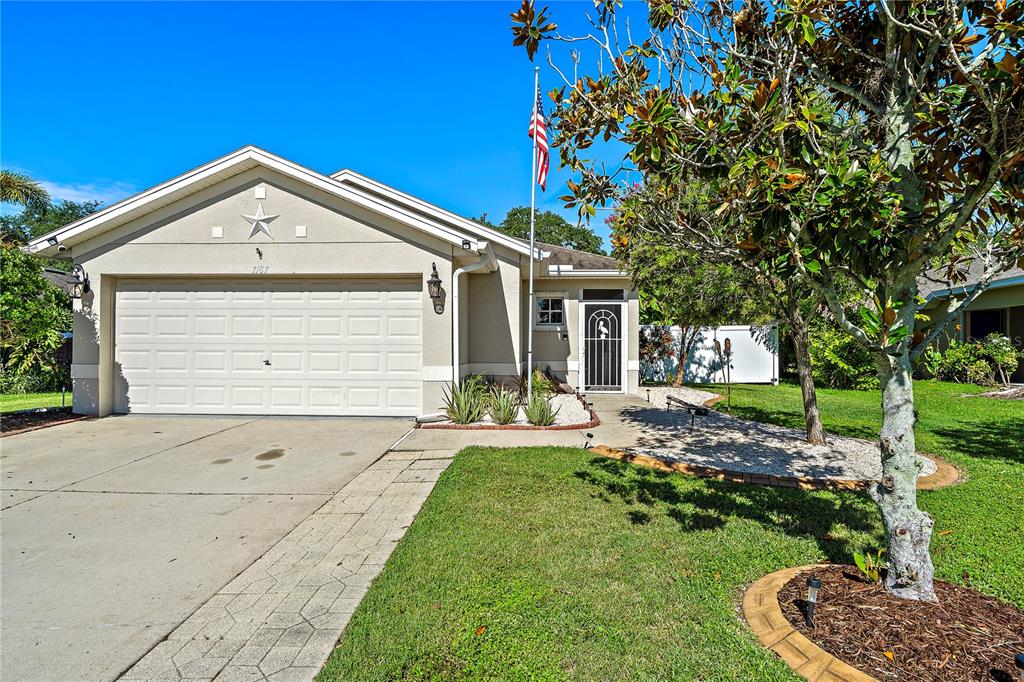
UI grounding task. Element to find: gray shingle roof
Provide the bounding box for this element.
[918,260,1024,299]
[515,239,622,270]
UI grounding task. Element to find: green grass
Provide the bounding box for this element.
[0,392,69,413]
[319,380,1023,681]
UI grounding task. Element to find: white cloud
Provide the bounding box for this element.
[39,178,139,207]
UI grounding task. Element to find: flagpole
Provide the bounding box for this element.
[527,66,539,404]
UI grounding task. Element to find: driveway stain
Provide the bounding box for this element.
[338,451,356,457]
[256,464,274,470]
[255,448,285,461]
[211,458,233,465]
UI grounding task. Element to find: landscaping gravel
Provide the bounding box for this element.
[636,386,721,409]
[432,394,592,428]
[626,387,936,482]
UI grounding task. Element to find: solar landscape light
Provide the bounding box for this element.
[583,432,594,449]
[805,577,822,628]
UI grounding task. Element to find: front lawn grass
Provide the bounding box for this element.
[0,392,69,413]
[319,380,1022,681]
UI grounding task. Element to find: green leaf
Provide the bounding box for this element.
[801,14,816,45]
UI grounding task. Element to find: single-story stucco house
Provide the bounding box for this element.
[919,261,1024,382]
[25,146,638,417]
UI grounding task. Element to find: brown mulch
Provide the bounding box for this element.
[778,565,1024,681]
[1,408,83,435]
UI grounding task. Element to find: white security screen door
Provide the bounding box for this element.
[114,278,422,416]
[582,302,624,392]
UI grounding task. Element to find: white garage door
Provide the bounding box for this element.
[114,278,423,416]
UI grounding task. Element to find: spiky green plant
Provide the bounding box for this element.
[442,375,487,424]
[488,385,520,425]
[524,393,559,426]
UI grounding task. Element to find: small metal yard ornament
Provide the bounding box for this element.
[426,263,445,314]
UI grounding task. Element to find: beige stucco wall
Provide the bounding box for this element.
[527,277,640,394]
[69,167,460,415]
[463,255,523,377]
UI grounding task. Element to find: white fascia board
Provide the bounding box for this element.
[544,268,628,278]
[333,169,535,259]
[27,146,487,258]
[921,274,1024,303]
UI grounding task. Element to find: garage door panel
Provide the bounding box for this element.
[115,279,422,416]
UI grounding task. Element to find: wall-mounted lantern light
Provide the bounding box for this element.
[70,264,91,299]
[426,263,445,314]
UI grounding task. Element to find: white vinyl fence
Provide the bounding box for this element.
[641,324,780,385]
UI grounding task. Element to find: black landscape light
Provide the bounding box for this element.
[584,432,594,449]
[646,388,651,402]
[805,577,822,628]
[1015,653,1024,682]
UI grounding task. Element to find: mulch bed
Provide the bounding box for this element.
[778,564,1024,681]
[1,408,87,435]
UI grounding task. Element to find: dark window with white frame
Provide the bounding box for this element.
[536,296,565,326]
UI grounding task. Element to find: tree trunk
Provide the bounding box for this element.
[675,325,697,387]
[871,344,937,602]
[790,313,827,445]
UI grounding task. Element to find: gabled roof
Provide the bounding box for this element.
[919,260,1024,301]
[26,146,536,259]
[331,169,542,259]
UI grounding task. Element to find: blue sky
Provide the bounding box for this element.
[1,1,639,248]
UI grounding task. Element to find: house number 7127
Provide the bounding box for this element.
[251,265,270,274]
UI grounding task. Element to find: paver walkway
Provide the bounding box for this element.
[120,448,456,682]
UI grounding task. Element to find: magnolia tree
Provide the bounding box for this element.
[512,0,1024,601]
[613,180,829,443]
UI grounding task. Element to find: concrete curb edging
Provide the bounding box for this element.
[742,564,878,682]
[590,446,960,492]
[418,394,600,431]
[1,415,94,438]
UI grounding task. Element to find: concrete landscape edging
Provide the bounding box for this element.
[590,446,960,492]
[742,564,879,682]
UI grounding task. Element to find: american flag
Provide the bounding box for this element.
[528,88,549,190]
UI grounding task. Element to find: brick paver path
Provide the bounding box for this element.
[120,449,455,681]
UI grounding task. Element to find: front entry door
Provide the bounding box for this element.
[582,303,623,392]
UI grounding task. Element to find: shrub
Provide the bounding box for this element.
[524,393,559,426]
[808,322,878,389]
[926,335,1020,386]
[442,375,487,424]
[517,368,555,399]
[966,358,996,386]
[983,333,1020,386]
[487,385,520,425]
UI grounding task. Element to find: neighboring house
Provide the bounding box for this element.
[919,261,1024,381]
[25,146,638,417]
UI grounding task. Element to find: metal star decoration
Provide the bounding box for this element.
[242,201,278,239]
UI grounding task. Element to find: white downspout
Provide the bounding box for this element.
[451,244,497,385]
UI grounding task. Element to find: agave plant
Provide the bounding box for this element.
[442,375,487,424]
[487,385,520,425]
[524,393,559,426]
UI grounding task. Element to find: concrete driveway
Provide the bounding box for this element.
[0,415,411,682]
